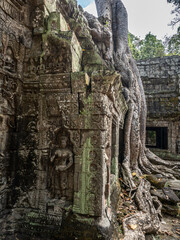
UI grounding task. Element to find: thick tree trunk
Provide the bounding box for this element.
[94,0,180,238]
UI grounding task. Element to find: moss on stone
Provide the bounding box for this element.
[73,137,95,215]
[80,94,93,129]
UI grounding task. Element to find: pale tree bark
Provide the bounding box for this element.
[94,0,180,239]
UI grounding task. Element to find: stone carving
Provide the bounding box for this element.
[14,189,35,208]
[0,0,24,22]
[0,1,129,239]
[41,40,72,74]
[28,58,37,76]
[1,76,17,114]
[50,131,73,200]
[24,120,38,147]
[32,7,44,29]
[22,93,38,116]
[4,47,16,73]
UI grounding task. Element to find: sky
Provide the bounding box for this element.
[78,0,93,8]
[77,0,177,40]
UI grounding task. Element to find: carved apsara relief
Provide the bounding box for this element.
[49,129,74,201]
[4,46,16,73]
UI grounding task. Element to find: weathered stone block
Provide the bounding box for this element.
[138,56,180,156]
[71,72,90,93]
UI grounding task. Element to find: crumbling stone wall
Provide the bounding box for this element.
[0,1,127,239]
[137,56,180,157]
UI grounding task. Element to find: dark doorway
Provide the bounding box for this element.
[146,127,168,149]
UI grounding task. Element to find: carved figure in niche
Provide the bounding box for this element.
[4,47,16,73]
[37,63,45,74]
[28,58,36,75]
[2,76,17,111]
[50,132,73,200]
[24,121,38,147]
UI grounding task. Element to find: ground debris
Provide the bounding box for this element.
[116,182,180,240]
[127,224,138,230]
[116,185,138,224]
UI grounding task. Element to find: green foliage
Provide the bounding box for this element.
[129,32,166,60]
[165,30,180,55]
[140,33,165,59]
[128,33,142,60]
[129,1,180,60]
[166,0,180,55]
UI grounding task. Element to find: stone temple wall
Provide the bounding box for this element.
[137,56,180,158]
[0,1,127,239]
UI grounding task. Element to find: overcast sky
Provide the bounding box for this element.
[77,0,177,40]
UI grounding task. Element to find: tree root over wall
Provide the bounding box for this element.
[93,0,180,239]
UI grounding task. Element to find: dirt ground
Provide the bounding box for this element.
[146,215,180,240]
[116,184,180,240]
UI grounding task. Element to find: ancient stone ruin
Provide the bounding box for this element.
[0,0,180,239]
[0,0,127,239]
[138,56,180,159]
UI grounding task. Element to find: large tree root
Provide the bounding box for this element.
[121,100,137,189]
[123,180,162,240]
[121,143,180,238]
[145,148,180,167]
[92,0,180,239]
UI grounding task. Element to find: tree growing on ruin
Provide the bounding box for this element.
[93,0,180,239]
